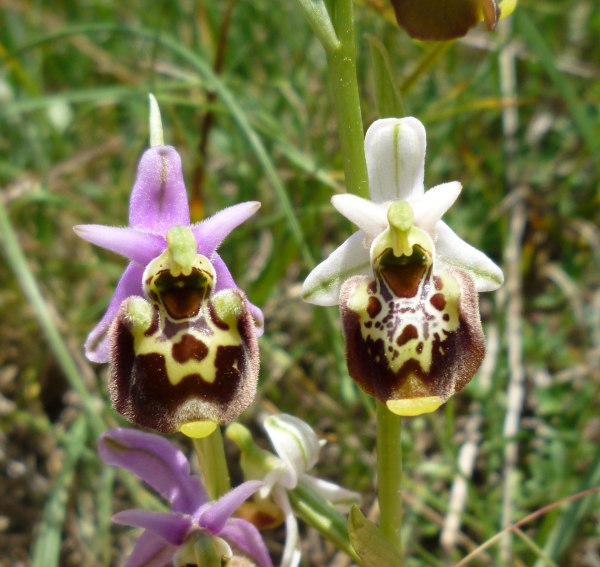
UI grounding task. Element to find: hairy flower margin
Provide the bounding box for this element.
[75,97,263,435]
[227,414,360,567]
[302,117,503,416]
[98,428,273,567]
[390,0,518,40]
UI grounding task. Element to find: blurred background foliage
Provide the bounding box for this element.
[0,0,598,565]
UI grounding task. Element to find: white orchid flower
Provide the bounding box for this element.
[302,117,503,416]
[227,414,360,567]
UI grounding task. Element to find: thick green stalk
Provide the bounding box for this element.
[376,402,403,559]
[326,0,369,199]
[193,427,231,500]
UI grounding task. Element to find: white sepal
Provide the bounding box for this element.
[263,414,321,489]
[365,117,426,203]
[410,181,462,235]
[331,194,388,236]
[301,231,371,306]
[435,221,504,292]
[273,487,301,567]
[299,475,361,513]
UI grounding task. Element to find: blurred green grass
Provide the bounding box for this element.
[0,0,599,565]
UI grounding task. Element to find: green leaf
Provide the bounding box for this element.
[291,0,340,53]
[366,35,405,118]
[30,416,88,567]
[348,505,402,567]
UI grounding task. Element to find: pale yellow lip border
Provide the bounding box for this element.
[386,396,444,416]
[179,420,218,438]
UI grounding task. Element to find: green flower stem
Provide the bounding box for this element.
[326,0,369,199]
[376,401,403,559]
[290,482,361,564]
[193,427,231,500]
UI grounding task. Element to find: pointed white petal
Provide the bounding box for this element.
[264,414,321,485]
[273,488,301,567]
[262,462,295,496]
[435,221,504,291]
[331,194,388,236]
[365,117,426,203]
[411,181,462,234]
[299,475,361,513]
[301,231,371,306]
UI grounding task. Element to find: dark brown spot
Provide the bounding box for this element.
[367,296,382,318]
[433,276,443,291]
[340,270,486,405]
[396,324,418,346]
[417,342,424,354]
[430,293,446,311]
[443,314,450,321]
[365,321,372,329]
[171,333,209,363]
[367,281,377,294]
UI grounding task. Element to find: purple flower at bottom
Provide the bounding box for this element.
[98,428,273,567]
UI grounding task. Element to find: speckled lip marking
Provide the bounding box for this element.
[340,260,485,407]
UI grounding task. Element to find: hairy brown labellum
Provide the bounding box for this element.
[108,254,259,433]
[390,0,500,41]
[340,259,485,414]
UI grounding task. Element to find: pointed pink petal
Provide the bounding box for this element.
[113,509,192,545]
[85,262,144,363]
[124,531,177,567]
[74,225,165,265]
[98,428,207,513]
[220,518,274,567]
[129,146,190,233]
[192,201,261,256]
[199,480,263,534]
[211,253,264,336]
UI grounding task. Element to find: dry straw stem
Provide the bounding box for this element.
[441,324,499,551]
[498,16,527,564]
[455,486,600,567]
